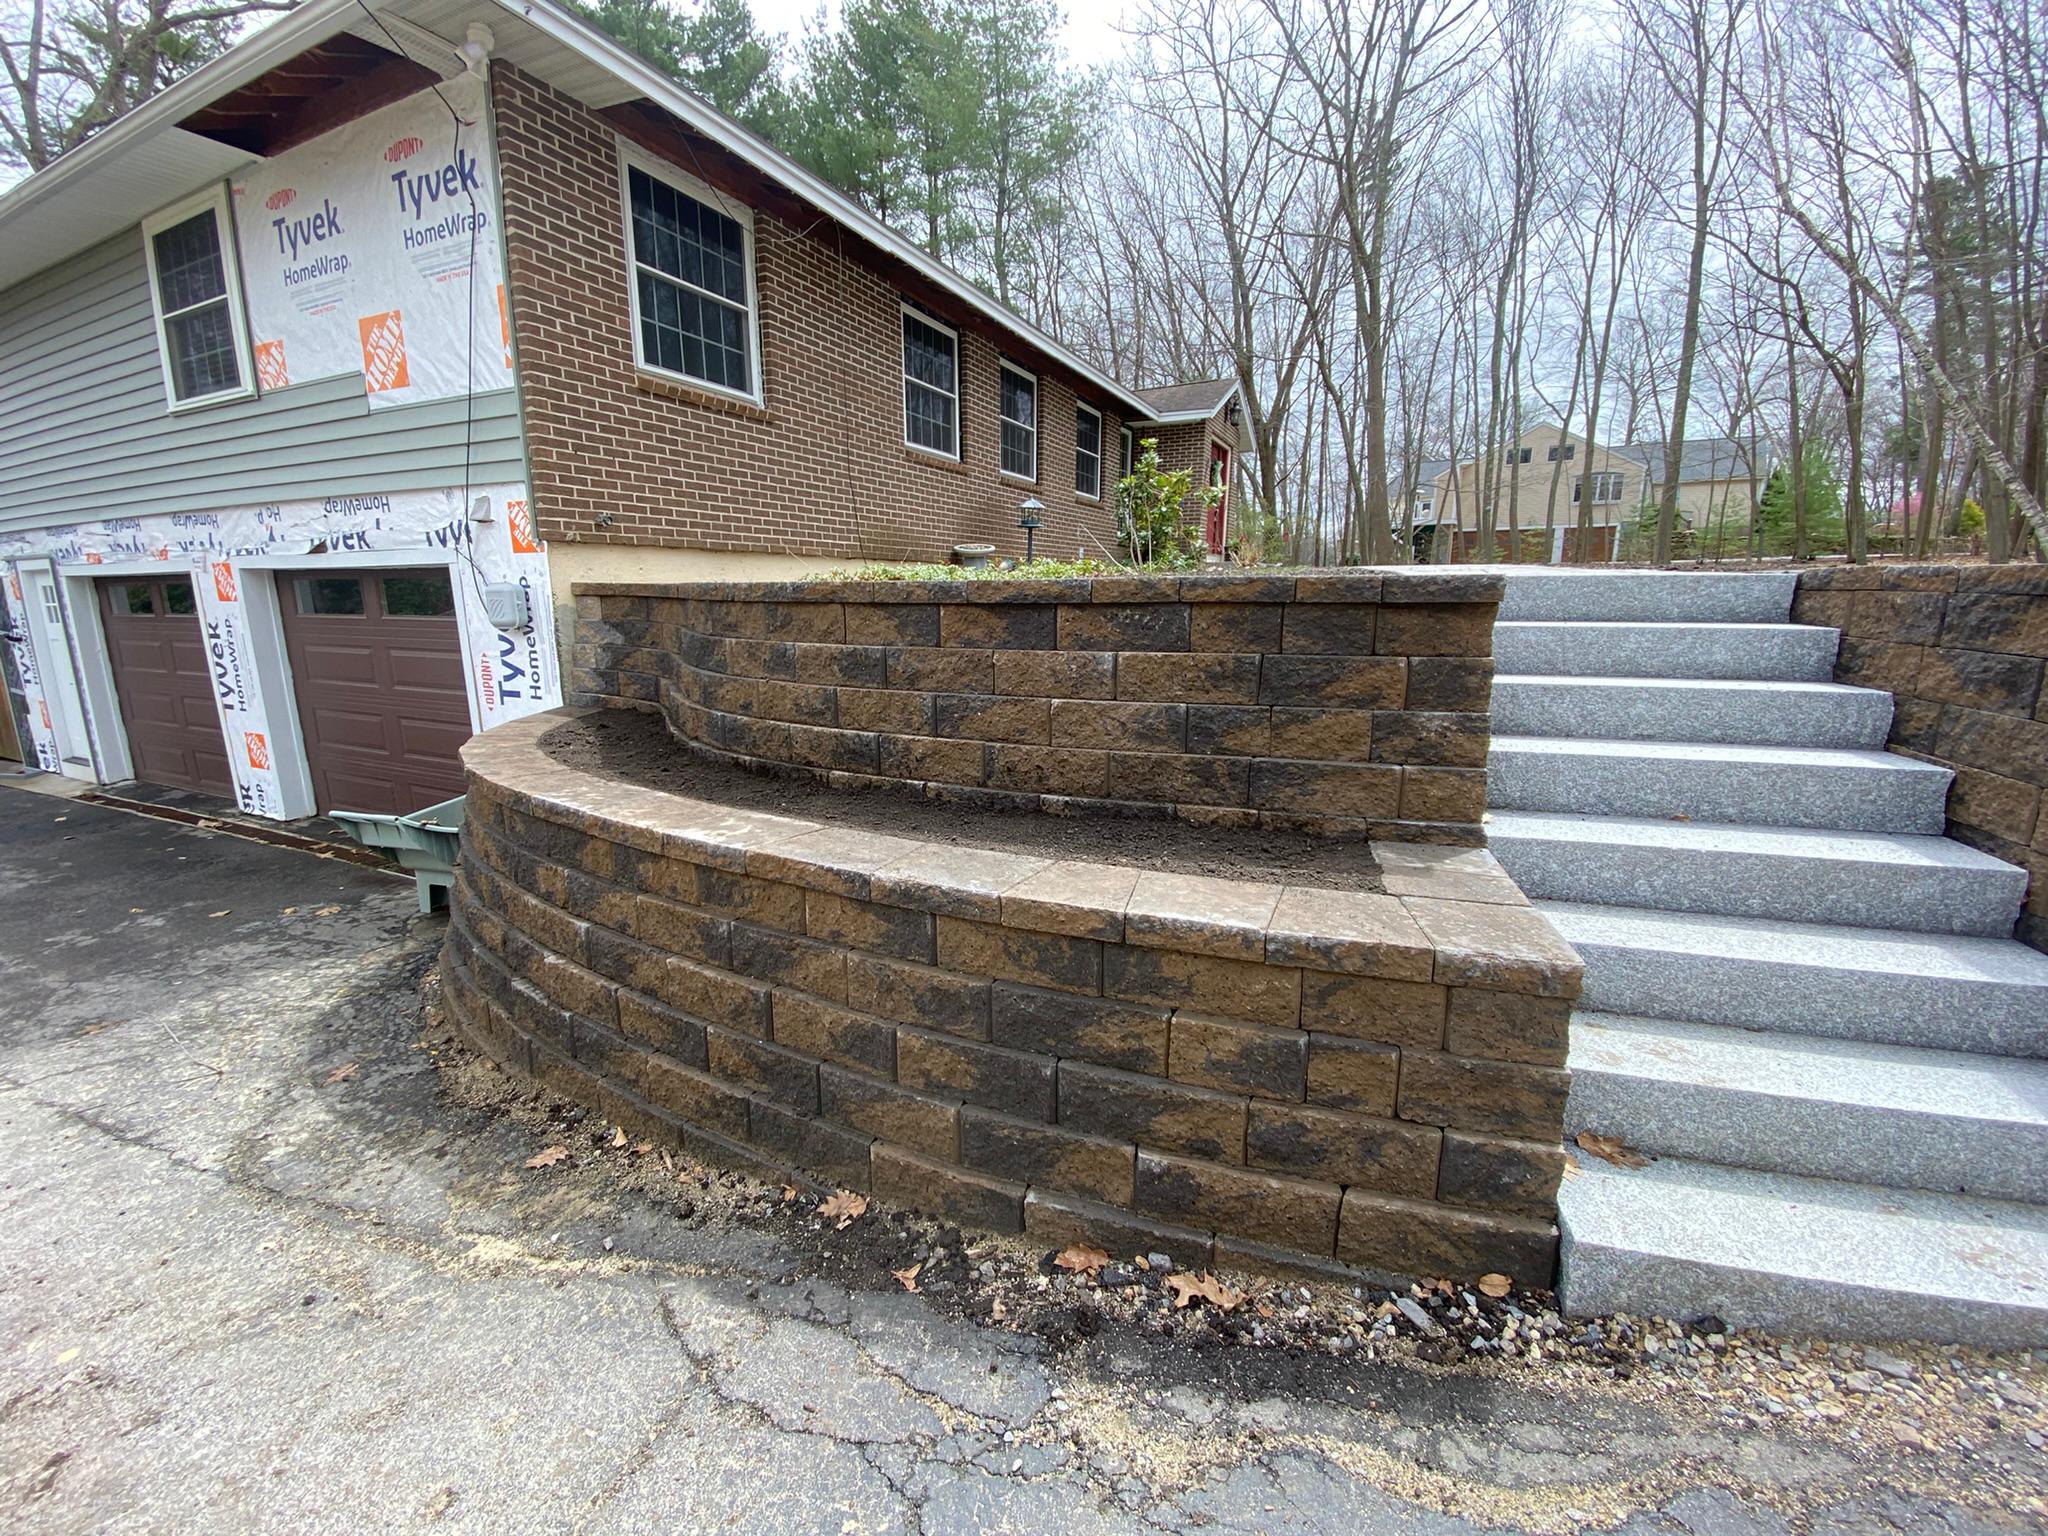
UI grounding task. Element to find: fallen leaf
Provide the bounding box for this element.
[610,1126,628,1148]
[781,1184,799,1202]
[315,905,341,917]
[990,1297,1007,1321]
[1476,1273,1513,1299]
[1668,813,1692,822]
[818,1190,868,1230]
[129,907,145,914]
[1575,1130,1650,1169]
[661,1150,675,1172]
[323,1062,358,1085]
[1133,1254,1150,1271]
[630,1142,653,1156]
[1054,1243,1110,1276]
[1255,1302,1274,1319]
[281,906,298,915]
[55,1347,78,1366]
[892,1262,922,1292]
[1164,1272,1243,1312]
[524,1146,569,1169]
[208,910,231,919]
[1561,1153,1583,1180]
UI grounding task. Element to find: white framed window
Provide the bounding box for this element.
[1119,426,1134,480]
[902,306,959,458]
[617,140,762,404]
[141,185,254,410]
[999,363,1037,481]
[1075,403,1102,499]
[1575,471,1624,505]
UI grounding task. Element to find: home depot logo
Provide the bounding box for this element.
[266,187,297,212]
[6,573,20,602]
[506,498,539,555]
[212,561,238,603]
[358,310,410,393]
[38,700,50,730]
[244,731,270,771]
[385,136,425,162]
[254,339,289,391]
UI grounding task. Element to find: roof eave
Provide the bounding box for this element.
[0,0,368,230]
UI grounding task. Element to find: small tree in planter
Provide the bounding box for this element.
[1114,437,1218,569]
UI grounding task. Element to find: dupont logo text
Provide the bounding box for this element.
[212,561,238,603]
[385,136,425,162]
[265,187,297,212]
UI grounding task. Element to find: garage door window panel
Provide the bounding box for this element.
[277,567,471,815]
[97,576,234,797]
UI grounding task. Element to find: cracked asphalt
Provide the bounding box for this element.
[0,787,2042,1534]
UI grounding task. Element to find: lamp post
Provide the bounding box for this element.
[1017,498,1044,565]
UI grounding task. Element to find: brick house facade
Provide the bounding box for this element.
[492,63,1180,574]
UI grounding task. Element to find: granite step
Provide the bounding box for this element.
[1496,569,1799,624]
[1490,675,1894,748]
[1564,1011,2048,1203]
[1486,736,1953,835]
[1493,621,1839,681]
[1557,1153,2048,1347]
[1540,900,2048,1058]
[1489,812,2026,938]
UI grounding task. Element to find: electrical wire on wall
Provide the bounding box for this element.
[348,0,494,616]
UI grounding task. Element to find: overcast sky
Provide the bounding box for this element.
[743,0,1134,69]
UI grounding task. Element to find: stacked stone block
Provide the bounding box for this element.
[1795,564,2048,951]
[570,570,1500,845]
[442,709,1581,1285]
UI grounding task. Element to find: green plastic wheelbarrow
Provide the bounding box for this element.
[331,794,466,913]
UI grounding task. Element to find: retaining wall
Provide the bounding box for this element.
[568,570,1501,845]
[1796,564,2048,951]
[441,707,1581,1285]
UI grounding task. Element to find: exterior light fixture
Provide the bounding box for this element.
[1017,498,1044,564]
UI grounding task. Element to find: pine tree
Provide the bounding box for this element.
[575,0,786,135]
[1754,445,1846,557]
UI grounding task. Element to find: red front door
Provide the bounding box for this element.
[1205,443,1230,554]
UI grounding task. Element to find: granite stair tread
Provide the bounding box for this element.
[1489,674,1893,748]
[1540,899,2048,1057]
[1493,569,1801,624]
[1557,1152,2048,1346]
[1487,810,2027,937]
[1565,1010,2048,1202]
[1486,735,1953,834]
[1493,620,1839,681]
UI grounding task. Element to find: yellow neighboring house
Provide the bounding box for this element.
[1406,426,1647,561]
[1616,437,1775,547]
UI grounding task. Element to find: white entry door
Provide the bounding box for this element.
[21,568,92,773]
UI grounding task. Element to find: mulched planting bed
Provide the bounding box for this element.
[543,708,1385,893]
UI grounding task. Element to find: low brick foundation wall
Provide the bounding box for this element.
[569,570,1500,845]
[1796,564,2047,950]
[441,707,1581,1285]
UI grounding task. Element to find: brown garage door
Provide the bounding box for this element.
[97,576,234,797]
[277,567,470,814]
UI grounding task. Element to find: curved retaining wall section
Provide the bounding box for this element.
[442,707,1581,1286]
[569,570,1501,845]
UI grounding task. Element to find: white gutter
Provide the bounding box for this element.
[0,0,370,227]
[501,0,1155,420]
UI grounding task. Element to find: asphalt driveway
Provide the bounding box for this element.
[0,787,2039,1535]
